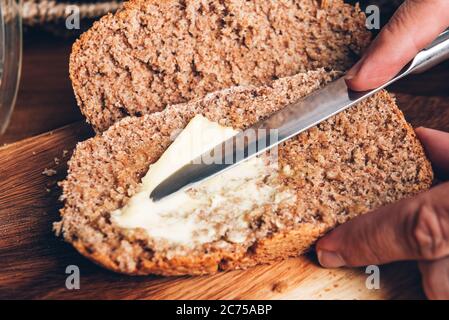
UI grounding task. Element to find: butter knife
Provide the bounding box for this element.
[150,30,449,201]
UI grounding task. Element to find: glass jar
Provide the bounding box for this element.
[0,0,21,134]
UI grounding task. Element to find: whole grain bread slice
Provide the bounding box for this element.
[55,69,433,276]
[70,0,371,132]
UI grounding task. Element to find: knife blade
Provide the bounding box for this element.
[150,30,449,201]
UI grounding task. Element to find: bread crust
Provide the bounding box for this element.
[56,70,433,276]
[69,222,329,276]
[69,0,371,132]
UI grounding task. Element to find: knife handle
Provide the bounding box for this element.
[407,29,449,75]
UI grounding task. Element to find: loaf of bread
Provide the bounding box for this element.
[69,0,371,132]
[55,69,433,275]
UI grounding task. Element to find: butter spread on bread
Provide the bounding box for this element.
[113,115,295,245]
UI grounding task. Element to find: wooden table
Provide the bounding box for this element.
[0,31,448,300]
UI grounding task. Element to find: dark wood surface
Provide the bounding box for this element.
[0,33,82,145]
[0,31,448,299]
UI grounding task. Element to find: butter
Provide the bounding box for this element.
[112,115,295,247]
[141,114,238,193]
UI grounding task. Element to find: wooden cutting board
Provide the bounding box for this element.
[1,86,448,299]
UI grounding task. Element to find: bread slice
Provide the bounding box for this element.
[69,0,371,132]
[55,69,433,276]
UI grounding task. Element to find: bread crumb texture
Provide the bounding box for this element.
[56,69,433,275]
[70,0,371,132]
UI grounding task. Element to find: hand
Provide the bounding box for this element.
[345,0,449,91]
[324,0,449,300]
[316,127,449,299]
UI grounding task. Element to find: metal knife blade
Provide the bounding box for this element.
[150,77,375,201]
[149,29,449,201]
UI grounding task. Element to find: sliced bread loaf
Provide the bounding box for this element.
[69,0,371,132]
[55,69,433,275]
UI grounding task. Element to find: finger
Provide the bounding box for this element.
[316,182,449,268]
[415,127,449,177]
[419,256,449,300]
[346,0,449,91]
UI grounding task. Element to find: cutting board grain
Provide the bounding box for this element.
[1,89,448,299]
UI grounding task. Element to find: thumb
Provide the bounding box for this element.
[316,128,449,268]
[316,182,449,268]
[415,127,449,178]
[346,0,449,91]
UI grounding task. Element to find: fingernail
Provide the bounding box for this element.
[317,250,346,268]
[345,72,355,81]
[345,59,364,80]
